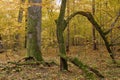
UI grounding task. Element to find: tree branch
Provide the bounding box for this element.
[111,35,120,44]
[66,11,102,35]
[110,42,120,46]
[65,11,116,63]
[66,11,90,25]
[104,11,120,35]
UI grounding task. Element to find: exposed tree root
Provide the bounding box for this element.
[7,56,58,67]
[0,57,58,74]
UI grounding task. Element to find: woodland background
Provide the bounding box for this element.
[0,0,120,80]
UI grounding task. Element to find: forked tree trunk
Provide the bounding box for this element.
[56,0,116,71]
[27,0,43,61]
[56,0,68,71]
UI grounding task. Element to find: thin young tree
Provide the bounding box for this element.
[56,0,68,71]
[92,0,97,50]
[18,0,27,48]
[66,0,70,53]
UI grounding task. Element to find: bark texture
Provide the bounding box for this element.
[27,0,43,61]
[56,0,68,71]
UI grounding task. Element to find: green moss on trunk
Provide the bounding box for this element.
[56,0,68,71]
[27,0,43,62]
[57,27,68,70]
[59,54,104,79]
[27,16,43,61]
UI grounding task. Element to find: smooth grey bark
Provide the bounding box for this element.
[27,0,43,61]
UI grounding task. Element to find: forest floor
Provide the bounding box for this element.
[0,45,120,80]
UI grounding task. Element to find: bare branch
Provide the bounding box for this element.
[104,11,120,35]
[110,43,120,46]
[65,11,116,63]
[111,36,120,44]
[66,11,90,25]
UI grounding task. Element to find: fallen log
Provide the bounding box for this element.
[59,54,105,79]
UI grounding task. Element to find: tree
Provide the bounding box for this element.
[56,0,116,70]
[92,0,97,50]
[18,0,25,23]
[18,0,27,48]
[56,0,68,71]
[27,0,43,61]
[66,11,117,63]
[66,0,70,53]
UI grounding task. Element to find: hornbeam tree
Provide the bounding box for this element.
[56,0,117,70]
[27,0,43,61]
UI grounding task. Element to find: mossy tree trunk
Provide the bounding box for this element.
[56,0,68,71]
[57,0,116,66]
[27,0,43,61]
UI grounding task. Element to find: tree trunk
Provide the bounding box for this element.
[66,0,70,53]
[57,29,68,70]
[92,0,97,50]
[24,9,28,48]
[27,0,43,61]
[18,0,25,23]
[18,0,27,48]
[0,35,4,53]
[56,0,68,71]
